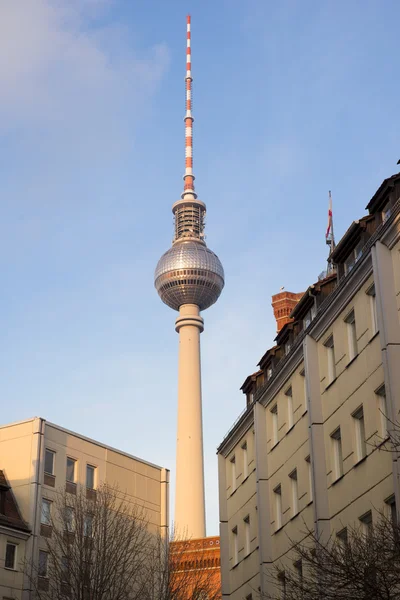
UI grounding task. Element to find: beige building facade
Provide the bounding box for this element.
[0,417,169,599]
[217,172,400,600]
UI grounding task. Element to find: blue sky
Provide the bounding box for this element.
[1,0,399,534]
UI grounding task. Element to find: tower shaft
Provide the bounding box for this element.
[175,304,206,537]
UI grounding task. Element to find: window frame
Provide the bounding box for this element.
[366,284,378,335]
[41,498,52,526]
[44,449,55,476]
[324,335,336,384]
[352,406,366,462]
[232,526,238,566]
[289,469,298,517]
[86,464,96,490]
[305,455,313,502]
[345,309,358,361]
[244,515,250,556]
[286,386,294,431]
[5,542,17,570]
[230,456,236,494]
[376,384,388,440]
[38,550,49,578]
[331,427,343,481]
[271,404,278,447]
[241,442,248,480]
[66,457,77,483]
[274,485,282,531]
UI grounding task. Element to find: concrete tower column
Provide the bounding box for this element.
[174,303,206,538]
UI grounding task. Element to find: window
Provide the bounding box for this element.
[244,515,250,556]
[303,305,316,329]
[367,284,378,335]
[352,406,366,462]
[325,336,336,384]
[44,449,55,475]
[232,527,238,565]
[84,514,93,537]
[331,428,343,480]
[38,550,48,578]
[230,457,236,493]
[376,385,388,439]
[61,556,69,582]
[267,368,272,381]
[5,543,17,570]
[385,495,397,526]
[277,571,286,598]
[344,242,363,274]
[345,310,358,361]
[86,465,96,490]
[271,404,278,447]
[359,510,373,537]
[242,443,248,480]
[65,506,75,532]
[293,559,303,581]
[285,340,291,356]
[382,204,392,222]
[0,490,6,514]
[66,458,76,483]
[286,387,294,430]
[41,499,51,525]
[274,485,282,531]
[289,469,298,517]
[337,527,348,546]
[301,370,307,413]
[305,455,313,502]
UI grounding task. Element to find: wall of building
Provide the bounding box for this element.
[0,531,28,600]
[218,193,400,600]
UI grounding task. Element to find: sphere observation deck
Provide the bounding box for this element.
[154,239,224,311]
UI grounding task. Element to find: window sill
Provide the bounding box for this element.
[274,525,284,534]
[242,475,250,484]
[230,488,237,498]
[331,474,344,486]
[302,409,308,417]
[232,562,239,570]
[271,440,280,451]
[4,567,17,572]
[368,331,380,344]
[290,512,299,521]
[345,354,358,369]
[286,425,295,435]
[325,377,337,391]
[244,552,251,560]
[354,455,367,467]
[307,500,313,506]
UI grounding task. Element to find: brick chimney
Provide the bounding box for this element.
[271,290,304,333]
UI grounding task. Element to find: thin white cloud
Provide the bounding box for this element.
[0,0,168,136]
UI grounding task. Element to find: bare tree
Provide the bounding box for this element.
[263,513,400,600]
[26,484,220,600]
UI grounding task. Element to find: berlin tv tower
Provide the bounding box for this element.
[154,15,224,538]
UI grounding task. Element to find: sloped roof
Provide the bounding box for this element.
[0,470,30,533]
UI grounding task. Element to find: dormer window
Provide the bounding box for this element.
[303,305,316,329]
[382,204,392,222]
[267,368,272,381]
[344,241,363,274]
[285,340,291,355]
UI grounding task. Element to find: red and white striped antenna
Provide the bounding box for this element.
[183,15,196,198]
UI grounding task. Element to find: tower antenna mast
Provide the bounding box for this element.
[326,190,335,273]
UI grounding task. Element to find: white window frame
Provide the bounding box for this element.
[232,527,238,565]
[44,449,55,476]
[244,515,250,556]
[359,510,373,537]
[345,310,358,361]
[230,457,236,493]
[325,335,336,384]
[305,455,313,502]
[274,485,282,531]
[271,404,278,447]
[352,406,366,462]
[5,542,17,570]
[376,384,388,439]
[300,369,307,413]
[242,442,248,480]
[366,284,378,335]
[41,498,52,526]
[331,427,343,480]
[286,386,294,431]
[289,469,298,517]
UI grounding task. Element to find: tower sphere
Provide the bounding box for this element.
[154,239,224,311]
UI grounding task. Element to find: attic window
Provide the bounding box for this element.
[303,304,316,329]
[267,368,272,381]
[344,241,363,274]
[382,204,392,222]
[285,340,291,355]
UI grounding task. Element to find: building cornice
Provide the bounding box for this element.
[217,405,254,457]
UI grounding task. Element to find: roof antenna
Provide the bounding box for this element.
[326,191,335,273]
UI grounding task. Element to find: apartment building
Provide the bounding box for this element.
[0,471,30,600]
[217,171,400,600]
[0,417,169,599]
